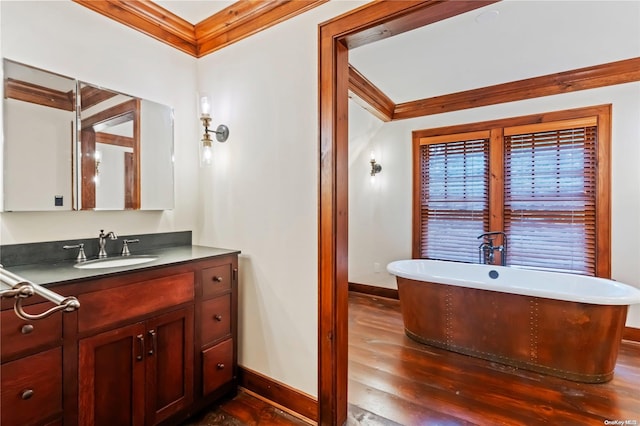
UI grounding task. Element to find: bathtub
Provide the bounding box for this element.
[387,259,640,383]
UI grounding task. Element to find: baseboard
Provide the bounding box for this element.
[238,366,318,423]
[348,282,399,300]
[623,327,640,343]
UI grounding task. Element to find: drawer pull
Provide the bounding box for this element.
[212,276,223,283]
[21,389,34,400]
[216,363,225,370]
[214,314,223,322]
[148,330,157,356]
[136,334,144,361]
[21,324,35,334]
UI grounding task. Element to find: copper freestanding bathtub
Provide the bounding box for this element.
[387,260,640,383]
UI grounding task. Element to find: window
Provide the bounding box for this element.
[418,133,489,263]
[412,106,611,277]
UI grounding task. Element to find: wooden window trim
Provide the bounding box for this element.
[420,130,491,145]
[412,104,611,277]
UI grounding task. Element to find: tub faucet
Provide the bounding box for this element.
[477,231,507,266]
[98,229,118,258]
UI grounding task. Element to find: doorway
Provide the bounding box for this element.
[317,1,497,424]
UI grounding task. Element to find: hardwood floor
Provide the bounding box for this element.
[188,292,640,425]
[348,292,640,425]
[183,390,310,425]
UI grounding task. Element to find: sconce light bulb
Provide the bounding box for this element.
[370,151,376,161]
[94,150,102,161]
[202,144,212,165]
[200,96,211,116]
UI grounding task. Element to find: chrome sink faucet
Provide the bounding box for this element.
[98,230,118,258]
[477,231,507,266]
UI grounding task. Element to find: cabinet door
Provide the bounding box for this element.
[79,323,146,426]
[145,306,194,426]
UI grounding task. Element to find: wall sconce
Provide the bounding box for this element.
[199,95,229,165]
[94,150,102,185]
[370,152,382,176]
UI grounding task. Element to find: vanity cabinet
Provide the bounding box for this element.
[78,306,194,426]
[0,249,239,426]
[76,269,197,426]
[198,260,238,401]
[1,302,64,426]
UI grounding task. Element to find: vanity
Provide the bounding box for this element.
[0,240,239,426]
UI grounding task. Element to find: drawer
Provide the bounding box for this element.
[202,264,232,298]
[78,272,194,333]
[201,295,231,344]
[1,347,63,426]
[1,305,62,361]
[202,339,233,395]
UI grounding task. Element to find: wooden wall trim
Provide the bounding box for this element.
[393,57,640,120]
[623,327,640,343]
[5,78,75,111]
[196,0,328,57]
[348,64,393,122]
[238,366,318,423]
[72,0,328,58]
[348,282,399,300]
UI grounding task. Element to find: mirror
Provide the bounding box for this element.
[2,59,175,211]
[78,84,174,210]
[3,60,76,211]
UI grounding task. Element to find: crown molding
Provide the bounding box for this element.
[392,57,640,120]
[348,64,394,122]
[196,0,328,57]
[72,0,328,58]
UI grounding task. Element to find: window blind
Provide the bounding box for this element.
[420,138,489,262]
[504,126,597,275]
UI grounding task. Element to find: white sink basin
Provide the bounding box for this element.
[74,255,158,269]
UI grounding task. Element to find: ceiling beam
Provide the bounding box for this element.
[80,85,119,110]
[348,64,393,122]
[4,78,75,111]
[393,57,640,120]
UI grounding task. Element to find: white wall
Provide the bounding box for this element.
[348,83,640,327]
[196,1,366,397]
[0,0,198,244]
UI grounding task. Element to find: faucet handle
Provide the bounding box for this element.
[121,239,140,256]
[63,243,87,262]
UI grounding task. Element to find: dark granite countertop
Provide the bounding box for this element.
[4,245,240,288]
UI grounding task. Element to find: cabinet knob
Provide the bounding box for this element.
[21,389,34,400]
[21,324,34,334]
[216,363,225,370]
[213,276,223,283]
[214,314,223,322]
